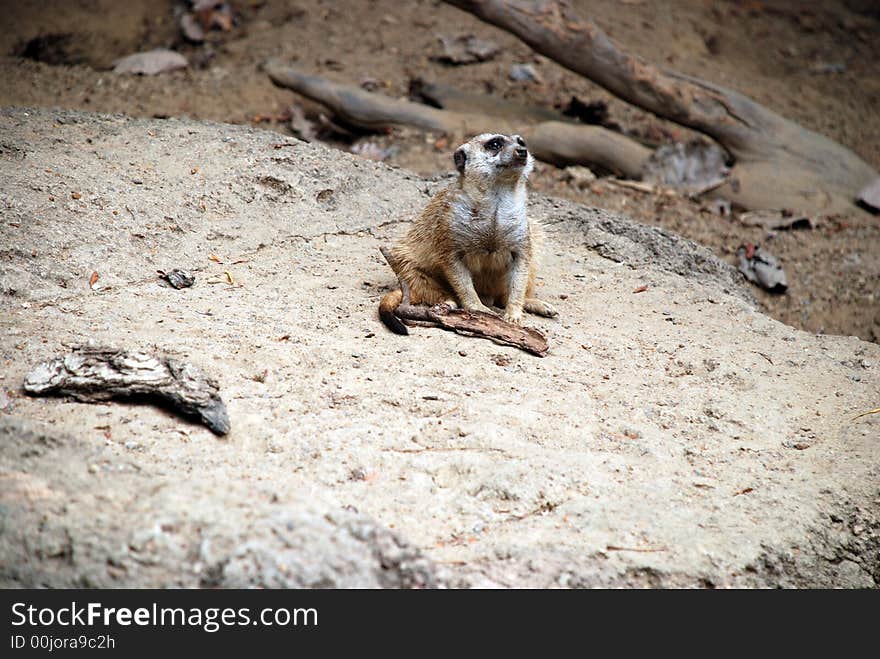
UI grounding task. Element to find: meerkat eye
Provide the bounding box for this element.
[484,137,503,152]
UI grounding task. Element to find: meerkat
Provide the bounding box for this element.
[379,132,557,334]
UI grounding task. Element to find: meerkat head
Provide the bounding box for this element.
[453,133,533,185]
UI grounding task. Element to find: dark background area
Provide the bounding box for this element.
[1,0,878,341]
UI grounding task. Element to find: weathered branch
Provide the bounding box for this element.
[23,346,230,435]
[267,61,485,134]
[266,61,650,178]
[527,120,648,176]
[395,303,549,356]
[443,0,878,213]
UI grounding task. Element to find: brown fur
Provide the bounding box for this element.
[379,133,557,334]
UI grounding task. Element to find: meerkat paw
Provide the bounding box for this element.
[502,307,524,325]
[441,299,459,310]
[464,301,495,315]
[524,298,558,318]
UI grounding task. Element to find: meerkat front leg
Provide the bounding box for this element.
[445,257,494,315]
[523,262,558,318]
[503,251,530,324]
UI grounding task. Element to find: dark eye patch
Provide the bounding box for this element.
[484,137,503,152]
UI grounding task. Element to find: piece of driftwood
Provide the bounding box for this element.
[23,346,230,435]
[396,303,549,357]
[266,61,650,178]
[443,0,878,214]
[267,62,483,134]
[528,120,649,177]
[378,246,548,356]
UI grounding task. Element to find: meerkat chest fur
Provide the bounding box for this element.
[442,132,535,280]
[449,185,529,261]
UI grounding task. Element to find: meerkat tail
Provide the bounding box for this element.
[379,289,408,335]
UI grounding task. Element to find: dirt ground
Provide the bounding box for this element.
[1,108,878,588]
[1,0,878,343]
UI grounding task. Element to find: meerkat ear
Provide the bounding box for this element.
[453,146,467,174]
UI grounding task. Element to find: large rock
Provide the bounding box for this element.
[0,108,877,587]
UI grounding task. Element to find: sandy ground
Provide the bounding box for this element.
[1,108,878,587]
[0,0,878,343]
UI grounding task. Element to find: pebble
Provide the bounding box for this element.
[509,63,541,82]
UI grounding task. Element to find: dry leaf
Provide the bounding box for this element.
[852,407,880,421]
[113,49,188,75]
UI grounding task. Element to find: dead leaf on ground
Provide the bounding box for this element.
[289,105,318,142]
[158,268,195,289]
[852,407,880,421]
[182,1,235,42]
[180,13,206,43]
[642,140,730,195]
[434,34,500,65]
[737,244,787,293]
[350,141,397,162]
[88,271,99,290]
[113,49,188,75]
[738,210,817,230]
[252,110,292,123]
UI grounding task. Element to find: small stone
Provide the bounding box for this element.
[160,268,195,289]
[563,165,596,189]
[509,63,541,83]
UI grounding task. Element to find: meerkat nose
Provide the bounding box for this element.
[515,147,528,158]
